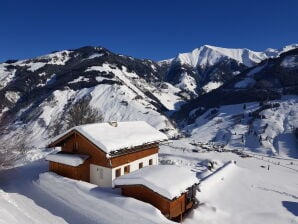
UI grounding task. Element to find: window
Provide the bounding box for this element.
[124,165,130,174]
[149,159,153,165]
[115,168,121,177]
[139,162,143,169]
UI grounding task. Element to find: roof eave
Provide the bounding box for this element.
[114,183,199,201]
[107,140,165,158]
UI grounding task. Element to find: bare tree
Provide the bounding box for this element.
[48,116,64,138]
[65,98,103,129]
[0,130,31,168]
[48,98,104,137]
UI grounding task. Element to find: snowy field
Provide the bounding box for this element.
[160,139,298,224]
[0,138,297,224]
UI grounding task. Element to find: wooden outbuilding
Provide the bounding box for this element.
[47,153,90,182]
[46,121,168,187]
[114,165,199,219]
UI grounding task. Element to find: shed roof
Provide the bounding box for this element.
[46,153,89,167]
[113,165,199,200]
[49,121,168,156]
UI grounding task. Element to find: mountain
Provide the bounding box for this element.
[160,44,298,97]
[0,46,184,146]
[172,48,298,157]
[0,44,297,152]
[264,43,298,57]
[173,47,298,123]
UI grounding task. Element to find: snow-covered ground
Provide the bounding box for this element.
[202,81,223,93]
[188,96,298,158]
[2,78,180,147]
[160,139,298,224]
[175,72,197,96]
[0,137,297,224]
[0,161,173,224]
[0,94,297,223]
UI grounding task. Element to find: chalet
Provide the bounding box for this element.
[46,121,199,219]
[46,121,167,187]
[114,165,199,219]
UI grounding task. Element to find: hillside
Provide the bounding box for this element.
[186,96,298,158]
[173,48,298,124]
[160,44,298,96]
[0,46,184,147]
[0,44,297,158]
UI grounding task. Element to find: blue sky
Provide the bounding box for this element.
[0,0,297,62]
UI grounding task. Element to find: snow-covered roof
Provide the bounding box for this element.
[113,165,199,200]
[50,121,168,156]
[46,153,89,167]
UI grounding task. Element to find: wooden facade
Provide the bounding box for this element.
[119,185,196,219]
[49,130,159,168]
[48,130,159,183]
[49,159,90,182]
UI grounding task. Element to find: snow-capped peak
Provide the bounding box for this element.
[265,44,298,57]
[173,45,267,68]
[164,44,298,69]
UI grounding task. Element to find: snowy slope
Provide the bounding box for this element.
[0,46,184,148]
[1,138,297,224]
[265,44,298,57]
[163,44,298,67]
[173,47,298,129]
[0,161,173,224]
[1,82,179,148]
[159,139,298,224]
[186,96,298,158]
[0,44,297,158]
[172,45,267,67]
[161,44,298,96]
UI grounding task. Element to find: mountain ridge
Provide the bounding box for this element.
[160,44,298,97]
[0,44,297,151]
[160,44,298,65]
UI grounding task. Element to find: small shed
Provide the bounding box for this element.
[46,153,90,182]
[114,165,199,219]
